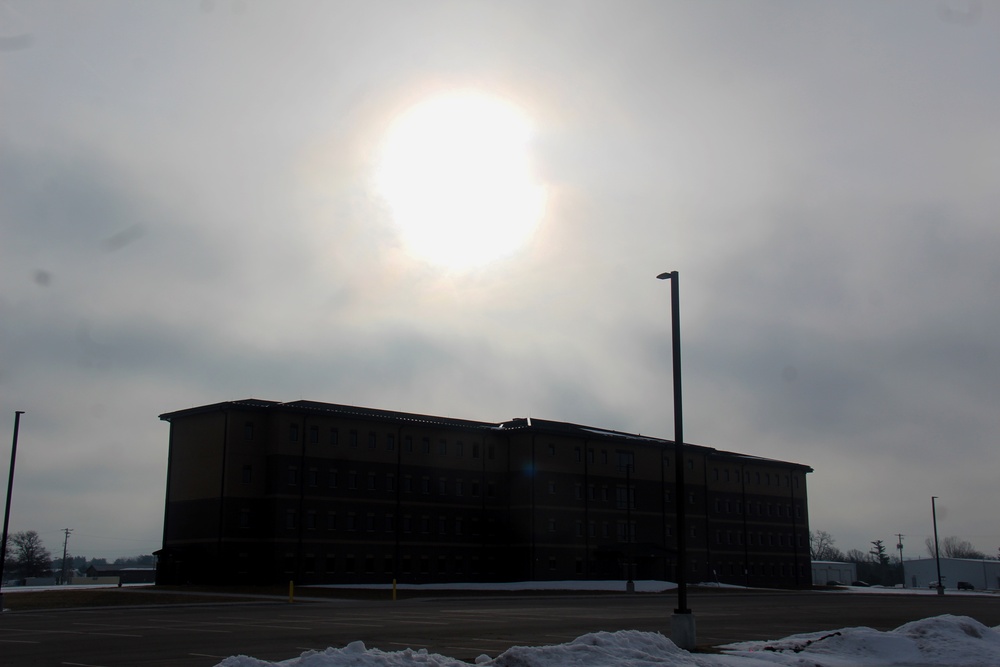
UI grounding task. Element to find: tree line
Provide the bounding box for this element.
[810,529,996,586]
[2,530,154,583]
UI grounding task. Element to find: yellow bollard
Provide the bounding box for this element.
[289,580,294,603]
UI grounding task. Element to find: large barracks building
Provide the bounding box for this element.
[156,399,812,588]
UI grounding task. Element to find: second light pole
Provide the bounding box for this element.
[657,271,695,649]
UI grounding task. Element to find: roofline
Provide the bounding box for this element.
[159,398,812,471]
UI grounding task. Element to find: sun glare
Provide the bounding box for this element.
[376,91,546,270]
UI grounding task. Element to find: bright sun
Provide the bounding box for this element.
[376,91,546,270]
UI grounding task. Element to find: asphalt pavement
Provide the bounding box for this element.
[1,589,999,667]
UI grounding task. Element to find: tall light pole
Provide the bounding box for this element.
[932,496,944,595]
[657,271,695,649]
[1,410,26,612]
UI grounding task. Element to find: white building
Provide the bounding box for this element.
[811,560,857,586]
[903,557,1000,590]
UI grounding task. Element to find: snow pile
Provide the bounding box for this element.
[216,615,1000,667]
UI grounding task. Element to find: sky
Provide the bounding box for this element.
[1,0,999,561]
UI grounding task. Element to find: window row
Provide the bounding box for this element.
[712,498,803,519]
[272,422,497,459]
[712,467,803,489]
[240,509,493,536]
[714,529,806,549]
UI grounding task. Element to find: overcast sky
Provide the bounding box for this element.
[2,1,998,563]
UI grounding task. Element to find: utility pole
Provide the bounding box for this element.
[1,411,26,613]
[60,528,73,585]
[896,534,905,588]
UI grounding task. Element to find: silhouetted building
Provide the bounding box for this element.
[156,399,812,588]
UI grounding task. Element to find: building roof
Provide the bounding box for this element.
[159,398,812,471]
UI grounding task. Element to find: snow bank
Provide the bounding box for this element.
[215,615,1000,667]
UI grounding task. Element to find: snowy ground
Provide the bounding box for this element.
[217,581,1000,667]
[217,615,1000,667]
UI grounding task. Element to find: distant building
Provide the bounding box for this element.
[904,558,1000,590]
[85,565,157,585]
[811,560,857,586]
[156,399,813,588]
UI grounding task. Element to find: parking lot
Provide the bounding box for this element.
[2,589,999,667]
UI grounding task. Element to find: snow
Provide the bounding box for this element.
[215,615,1000,667]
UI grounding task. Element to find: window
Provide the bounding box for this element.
[616,485,634,509]
[588,448,595,464]
[289,423,299,442]
[471,481,480,497]
[307,468,318,487]
[455,479,464,496]
[367,473,376,491]
[575,483,583,500]
[439,439,447,455]
[487,482,496,498]
[330,428,339,445]
[617,450,634,472]
[346,513,357,531]
[488,444,495,459]
[386,434,395,451]
[421,437,430,454]
[306,511,316,530]
[242,465,252,484]
[326,512,336,531]
[472,443,480,458]
[309,425,319,444]
[286,510,297,530]
[575,447,582,462]
[244,422,253,440]
[385,514,395,532]
[404,435,413,452]
[386,474,396,492]
[349,430,358,448]
[366,514,375,531]
[328,469,338,488]
[438,478,448,495]
[348,471,358,490]
[456,441,464,456]
[368,432,377,449]
[287,466,298,486]
[239,509,250,528]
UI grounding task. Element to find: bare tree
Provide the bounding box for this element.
[925,536,986,559]
[9,531,53,579]
[809,530,846,561]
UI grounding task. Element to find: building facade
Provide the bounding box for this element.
[156,399,813,588]
[903,558,1000,591]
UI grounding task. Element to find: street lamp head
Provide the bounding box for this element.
[656,272,675,280]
